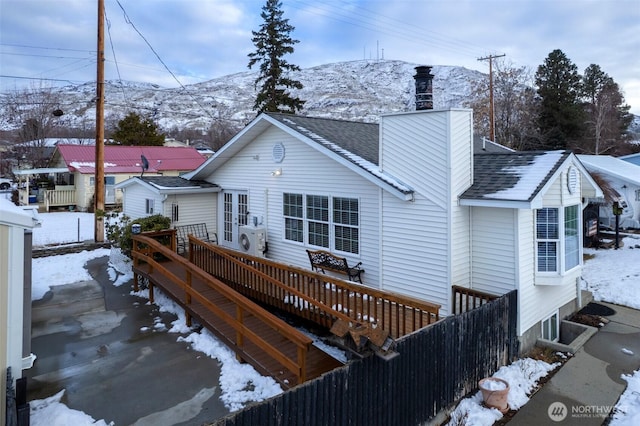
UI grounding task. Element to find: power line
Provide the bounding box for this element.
[113,0,215,120]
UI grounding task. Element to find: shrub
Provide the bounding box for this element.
[101,211,171,257]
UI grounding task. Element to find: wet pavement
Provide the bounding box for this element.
[27,256,230,425]
[510,302,640,425]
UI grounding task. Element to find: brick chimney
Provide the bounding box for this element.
[414,66,434,110]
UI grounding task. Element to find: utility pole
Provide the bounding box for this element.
[95,0,105,242]
[478,54,505,141]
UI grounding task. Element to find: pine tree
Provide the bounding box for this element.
[248,0,304,114]
[110,112,165,146]
[535,49,584,150]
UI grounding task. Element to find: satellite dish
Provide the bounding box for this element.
[140,155,149,177]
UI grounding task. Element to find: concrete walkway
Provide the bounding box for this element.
[27,255,230,425]
[510,302,640,425]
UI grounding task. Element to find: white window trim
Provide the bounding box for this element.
[282,192,361,256]
[145,198,155,215]
[541,311,559,342]
[535,205,582,276]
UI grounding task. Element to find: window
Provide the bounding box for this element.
[536,205,581,273]
[636,190,640,202]
[542,312,559,341]
[564,205,580,270]
[171,203,179,222]
[145,199,154,215]
[283,193,360,254]
[283,193,303,242]
[536,208,559,272]
[307,195,329,248]
[334,197,359,254]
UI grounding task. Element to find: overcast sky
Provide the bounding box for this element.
[1,0,638,114]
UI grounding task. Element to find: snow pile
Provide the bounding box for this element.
[582,235,640,309]
[446,358,559,425]
[30,390,113,426]
[610,369,640,425]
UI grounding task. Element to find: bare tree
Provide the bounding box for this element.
[466,60,539,150]
[1,83,65,168]
[580,64,633,155]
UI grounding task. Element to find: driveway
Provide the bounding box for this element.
[27,255,230,425]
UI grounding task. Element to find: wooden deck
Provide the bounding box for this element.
[131,231,442,389]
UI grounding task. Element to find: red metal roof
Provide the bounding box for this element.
[56,145,206,174]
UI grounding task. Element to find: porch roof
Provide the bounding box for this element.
[13,167,70,176]
[116,176,220,194]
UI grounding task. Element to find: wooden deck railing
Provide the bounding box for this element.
[188,236,441,339]
[452,285,499,315]
[131,233,314,384]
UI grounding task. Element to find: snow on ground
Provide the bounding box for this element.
[25,213,640,425]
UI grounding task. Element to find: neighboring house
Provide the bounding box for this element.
[578,155,640,229]
[116,176,220,231]
[170,108,601,353]
[620,152,640,167]
[14,145,206,211]
[1,199,36,417]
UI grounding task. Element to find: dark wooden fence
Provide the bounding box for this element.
[211,290,518,426]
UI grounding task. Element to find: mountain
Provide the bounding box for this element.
[0,60,486,133]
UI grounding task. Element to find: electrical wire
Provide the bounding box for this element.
[105,7,130,108]
[113,0,216,120]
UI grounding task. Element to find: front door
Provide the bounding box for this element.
[220,190,248,249]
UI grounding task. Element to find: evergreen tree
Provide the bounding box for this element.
[534,49,584,150]
[248,0,305,114]
[110,112,165,146]
[580,64,633,155]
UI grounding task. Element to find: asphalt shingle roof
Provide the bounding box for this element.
[267,113,380,164]
[461,151,571,202]
[140,176,218,189]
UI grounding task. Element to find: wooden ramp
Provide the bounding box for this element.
[131,234,343,389]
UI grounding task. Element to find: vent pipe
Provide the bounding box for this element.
[414,66,434,110]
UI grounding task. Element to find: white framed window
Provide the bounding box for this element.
[145,199,154,215]
[536,208,559,272]
[636,190,640,202]
[283,193,360,254]
[536,205,581,273]
[542,312,559,341]
[564,205,580,270]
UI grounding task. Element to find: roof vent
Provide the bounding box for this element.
[414,66,434,110]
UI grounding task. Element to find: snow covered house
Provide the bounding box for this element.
[577,155,640,229]
[165,107,601,353]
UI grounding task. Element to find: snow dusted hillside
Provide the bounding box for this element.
[0,60,485,132]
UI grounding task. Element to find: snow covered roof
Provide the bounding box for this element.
[55,145,206,174]
[460,151,572,208]
[116,176,220,194]
[620,152,640,167]
[577,155,640,186]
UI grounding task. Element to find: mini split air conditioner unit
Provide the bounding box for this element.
[239,225,266,257]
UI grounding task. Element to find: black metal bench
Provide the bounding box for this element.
[175,223,217,254]
[306,249,364,283]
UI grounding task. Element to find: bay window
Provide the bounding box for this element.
[536,205,581,273]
